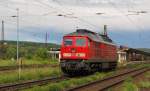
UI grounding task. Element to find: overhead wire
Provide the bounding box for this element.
[1,17,46,42]
[0,1,58,43]
[34,0,84,29]
[107,0,146,46]
[0,1,57,17]
[50,0,101,30]
[1,0,149,45]
[0,1,17,11]
[1,0,102,31]
[34,0,72,15]
[108,0,145,29]
[0,2,43,26]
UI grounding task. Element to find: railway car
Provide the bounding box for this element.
[60,29,118,75]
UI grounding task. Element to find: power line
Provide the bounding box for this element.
[52,0,62,6]
[1,0,102,30]
[0,2,16,11]
[31,0,98,30]
[2,20,45,38]
[107,0,145,40]
[48,0,102,30]
[35,0,69,14]
[0,15,47,35]
[0,1,59,17]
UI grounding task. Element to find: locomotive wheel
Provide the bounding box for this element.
[60,61,93,76]
[61,61,117,76]
[109,62,117,70]
[61,69,90,76]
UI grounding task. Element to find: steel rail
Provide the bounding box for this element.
[0,64,58,71]
[66,67,149,91]
[0,76,68,91]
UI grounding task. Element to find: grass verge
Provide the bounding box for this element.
[23,64,150,91]
[23,72,114,91]
[0,67,61,84]
[122,77,139,91]
[0,59,58,67]
[139,81,150,88]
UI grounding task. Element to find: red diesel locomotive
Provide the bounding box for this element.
[60,29,117,75]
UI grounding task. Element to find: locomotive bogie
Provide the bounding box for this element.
[60,60,117,75]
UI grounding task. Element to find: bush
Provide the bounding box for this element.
[139,81,150,88]
[122,82,138,91]
[0,44,51,60]
[34,48,48,60]
[60,81,70,88]
[0,67,60,84]
[122,78,138,91]
[48,84,63,91]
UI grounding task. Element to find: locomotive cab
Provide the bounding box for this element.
[60,36,91,75]
[61,36,90,60]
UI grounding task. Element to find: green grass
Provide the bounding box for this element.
[139,81,150,88]
[0,59,16,66]
[138,71,150,88]
[23,72,112,91]
[117,62,150,70]
[145,71,150,78]
[122,78,139,91]
[126,63,150,69]
[0,67,61,84]
[122,82,138,91]
[22,63,150,91]
[0,59,58,67]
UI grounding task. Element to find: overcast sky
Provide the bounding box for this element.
[0,0,150,48]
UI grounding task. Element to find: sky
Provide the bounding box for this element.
[0,0,150,48]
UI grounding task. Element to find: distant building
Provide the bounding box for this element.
[117,46,150,63]
[117,50,127,63]
[47,48,60,61]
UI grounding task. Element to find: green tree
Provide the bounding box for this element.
[34,48,48,60]
[24,47,34,59]
[5,46,16,59]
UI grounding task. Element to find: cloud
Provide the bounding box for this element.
[0,0,150,47]
[1,0,149,32]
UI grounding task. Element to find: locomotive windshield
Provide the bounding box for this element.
[76,38,86,46]
[64,39,73,46]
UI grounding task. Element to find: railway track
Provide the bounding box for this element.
[127,61,150,65]
[0,64,58,71]
[67,67,149,91]
[0,75,68,91]
[0,61,148,72]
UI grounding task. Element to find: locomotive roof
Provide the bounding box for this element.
[65,29,115,45]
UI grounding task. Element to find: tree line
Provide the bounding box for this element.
[0,41,60,60]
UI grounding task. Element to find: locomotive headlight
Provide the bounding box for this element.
[76,53,86,57]
[63,53,71,57]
